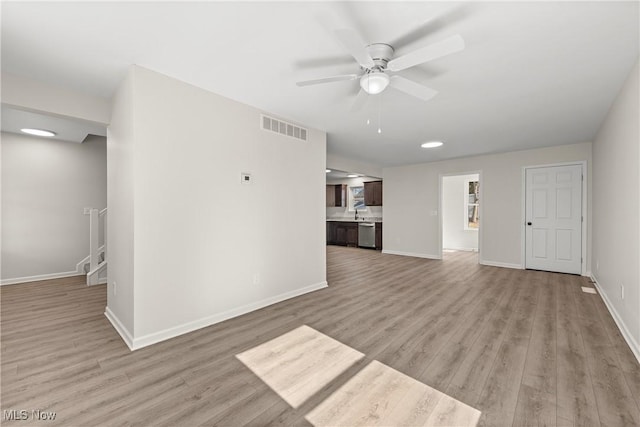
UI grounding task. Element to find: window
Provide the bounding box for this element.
[465,180,479,230]
[349,186,367,211]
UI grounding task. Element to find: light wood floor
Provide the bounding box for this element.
[1,247,639,426]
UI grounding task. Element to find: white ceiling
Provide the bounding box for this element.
[2,2,638,166]
[1,105,107,143]
[326,169,379,180]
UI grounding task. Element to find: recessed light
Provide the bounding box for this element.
[347,174,359,178]
[326,169,332,173]
[21,128,56,137]
[421,141,443,148]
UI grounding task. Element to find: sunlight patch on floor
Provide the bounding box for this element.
[235,325,364,408]
[237,325,480,426]
[306,360,481,427]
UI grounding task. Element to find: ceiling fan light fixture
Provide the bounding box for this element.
[360,72,389,95]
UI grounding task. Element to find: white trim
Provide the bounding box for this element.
[591,275,640,364]
[1,270,81,286]
[521,161,588,274]
[104,307,134,351]
[438,171,483,264]
[76,256,90,273]
[382,249,441,260]
[463,177,480,231]
[443,247,478,252]
[479,260,522,269]
[128,281,328,351]
[76,244,105,273]
[87,261,108,286]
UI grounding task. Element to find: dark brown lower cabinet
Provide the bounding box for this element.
[346,225,358,247]
[327,221,382,248]
[327,222,358,247]
[326,222,336,245]
[335,226,347,246]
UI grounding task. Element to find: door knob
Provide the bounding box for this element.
[527,222,532,226]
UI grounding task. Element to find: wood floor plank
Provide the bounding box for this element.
[475,270,540,426]
[555,278,600,426]
[1,247,638,426]
[444,269,522,406]
[570,279,640,426]
[512,272,557,426]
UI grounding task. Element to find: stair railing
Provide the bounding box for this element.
[88,208,107,284]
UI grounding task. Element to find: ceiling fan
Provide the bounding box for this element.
[296,28,465,105]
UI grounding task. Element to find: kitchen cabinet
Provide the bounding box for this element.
[328,221,358,247]
[346,225,358,247]
[326,222,337,245]
[326,184,347,207]
[327,221,381,249]
[364,181,383,206]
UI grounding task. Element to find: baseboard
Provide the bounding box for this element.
[1,271,81,286]
[381,250,441,260]
[104,306,134,351]
[479,260,522,269]
[129,281,329,351]
[444,247,478,252]
[590,275,640,364]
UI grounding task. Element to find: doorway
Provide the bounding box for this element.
[441,173,480,262]
[524,164,583,274]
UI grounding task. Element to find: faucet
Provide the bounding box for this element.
[354,208,358,221]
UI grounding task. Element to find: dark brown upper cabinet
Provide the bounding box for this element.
[326,184,347,207]
[364,181,383,206]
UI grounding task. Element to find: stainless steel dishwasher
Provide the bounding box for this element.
[358,222,376,248]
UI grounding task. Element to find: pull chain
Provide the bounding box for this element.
[377,93,382,134]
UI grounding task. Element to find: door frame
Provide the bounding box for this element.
[520,161,588,276]
[438,170,483,263]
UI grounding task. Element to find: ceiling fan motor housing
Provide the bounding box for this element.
[366,43,394,70]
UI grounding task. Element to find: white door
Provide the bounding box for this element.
[525,164,582,274]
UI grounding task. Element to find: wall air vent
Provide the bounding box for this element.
[261,115,307,141]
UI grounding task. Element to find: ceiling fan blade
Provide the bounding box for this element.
[334,28,375,68]
[296,74,360,87]
[387,35,465,72]
[389,75,438,101]
[389,5,471,50]
[351,89,370,112]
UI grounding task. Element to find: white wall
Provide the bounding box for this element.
[107,66,327,349]
[1,72,111,126]
[105,69,136,336]
[443,174,479,251]
[592,59,639,359]
[383,142,592,267]
[1,132,107,283]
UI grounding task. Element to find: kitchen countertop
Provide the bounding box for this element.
[327,218,383,223]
